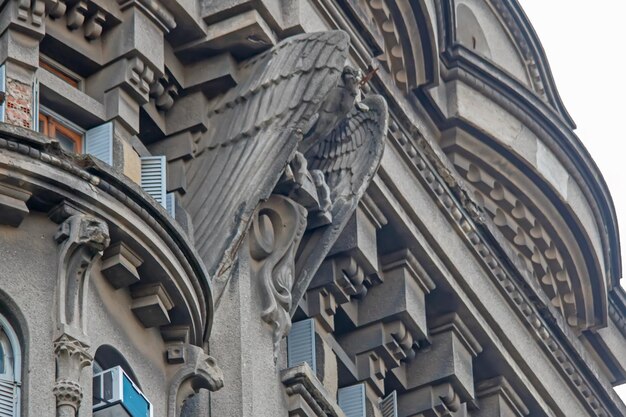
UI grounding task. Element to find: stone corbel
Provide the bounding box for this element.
[399,313,481,413]
[100,241,143,289]
[398,382,465,417]
[249,194,308,356]
[357,249,435,342]
[167,344,224,417]
[53,213,110,417]
[66,1,87,30]
[47,0,67,19]
[338,320,417,395]
[84,10,106,40]
[474,377,529,417]
[307,254,376,331]
[54,212,110,338]
[130,282,174,327]
[0,181,31,227]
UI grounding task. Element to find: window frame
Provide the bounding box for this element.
[38,107,85,153]
[0,314,21,417]
[38,57,81,89]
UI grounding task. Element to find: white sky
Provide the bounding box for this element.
[518,0,626,403]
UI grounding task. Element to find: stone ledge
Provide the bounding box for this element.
[281,364,347,417]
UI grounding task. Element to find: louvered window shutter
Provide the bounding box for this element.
[141,156,167,208]
[0,65,6,123]
[166,192,176,218]
[31,78,39,131]
[84,122,113,164]
[380,391,398,417]
[287,319,316,373]
[338,384,366,417]
[0,379,17,417]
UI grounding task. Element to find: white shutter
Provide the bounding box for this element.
[0,379,16,417]
[338,384,366,417]
[380,391,397,417]
[141,156,167,208]
[166,192,176,218]
[31,77,39,131]
[0,65,6,123]
[84,122,113,164]
[287,319,316,373]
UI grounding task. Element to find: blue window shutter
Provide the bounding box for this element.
[338,384,366,417]
[380,391,398,417]
[84,122,113,164]
[287,318,316,373]
[141,156,167,208]
[166,192,176,218]
[31,77,39,131]
[0,65,6,122]
[0,379,17,417]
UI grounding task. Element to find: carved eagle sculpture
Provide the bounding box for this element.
[185,31,351,278]
[184,31,387,332]
[292,94,388,314]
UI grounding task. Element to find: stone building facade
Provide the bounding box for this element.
[0,0,623,416]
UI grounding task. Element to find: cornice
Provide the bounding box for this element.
[609,288,626,340]
[0,122,213,345]
[383,113,624,417]
[427,47,621,290]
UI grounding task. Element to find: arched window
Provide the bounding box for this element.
[92,345,151,417]
[0,314,21,417]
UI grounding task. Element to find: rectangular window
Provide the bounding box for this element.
[39,112,83,153]
[39,59,80,88]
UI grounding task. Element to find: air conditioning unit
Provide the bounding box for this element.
[93,366,152,417]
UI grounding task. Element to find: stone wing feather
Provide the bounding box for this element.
[291,95,388,312]
[306,95,388,200]
[184,31,350,277]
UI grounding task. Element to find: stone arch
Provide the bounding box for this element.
[0,302,24,417]
[366,0,438,90]
[93,344,141,388]
[456,3,491,58]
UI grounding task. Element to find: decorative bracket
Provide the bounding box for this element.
[167,344,224,417]
[54,213,110,339]
[53,213,109,417]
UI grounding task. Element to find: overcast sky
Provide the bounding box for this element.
[518,0,626,401]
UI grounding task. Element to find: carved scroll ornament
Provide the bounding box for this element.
[250,195,307,355]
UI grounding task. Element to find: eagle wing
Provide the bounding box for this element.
[291,95,388,312]
[183,31,350,278]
